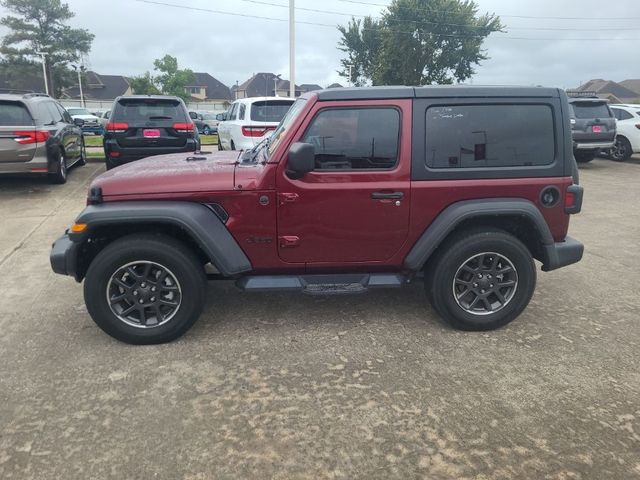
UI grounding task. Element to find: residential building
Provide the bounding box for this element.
[185,72,233,106]
[299,83,323,93]
[619,79,640,99]
[236,73,302,98]
[573,79,640,103]
[62,71,132,102]
[327,83,344,89]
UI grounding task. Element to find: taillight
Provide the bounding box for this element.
[14,130,50,144]
[173,122,194,133]
[242,126,275,137]
[565,191,575,209]
[106,122,129,133]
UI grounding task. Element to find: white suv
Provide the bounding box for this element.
[608,104,640,162]
[217,97,294,151]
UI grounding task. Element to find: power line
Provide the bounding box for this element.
[133,0,640,41]
[336,0,640,21]
[237,0,640,30]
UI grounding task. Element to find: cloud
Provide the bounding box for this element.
[1,0,638,89]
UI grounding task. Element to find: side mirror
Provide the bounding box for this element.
[73,118,84,126]
[216,113,225,121]
[286,142,315,179]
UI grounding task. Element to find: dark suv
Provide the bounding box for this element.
[567,92,616,163]
[51,86,584,344]
[0,92,85,183]
[104,95,200,170]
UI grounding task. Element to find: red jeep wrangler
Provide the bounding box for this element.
[51,86,584,344]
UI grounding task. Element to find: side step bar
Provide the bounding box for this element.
[236,273,408,295]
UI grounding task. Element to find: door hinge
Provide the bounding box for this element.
[278,236,300,248]
[279,192,299,205]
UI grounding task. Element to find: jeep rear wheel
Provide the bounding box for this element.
[84,234,207,344]
[574,150,597,163]
[426,230,536,331]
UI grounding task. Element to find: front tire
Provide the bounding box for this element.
[426,230,536,331]
[203,125,211,135]
[610,136,632,162]
[84,234,207,344]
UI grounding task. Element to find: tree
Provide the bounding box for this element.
[129,71,160,95]
[0,0,94,96]
[337,0,502,86]
[153,55,194,101]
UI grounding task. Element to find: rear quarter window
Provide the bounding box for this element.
[0,101,34,126]
[425,104,555,168]
[250,100,294,122]
[113,99,187,123]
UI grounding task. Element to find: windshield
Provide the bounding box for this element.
[267,99,307,156]
[202,113,216,120]
[67,108,91,116]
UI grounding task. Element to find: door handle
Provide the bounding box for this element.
[371,191,404,200]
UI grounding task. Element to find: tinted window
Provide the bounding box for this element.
[35,102,54,125]
[239,104,246,120]
[303,108,400,170]
[45,102,63,123]
[229,103,239,120]
[425,105,555,168]
[611,108,633,121]
[56,103,72,123]
[250,100,293,122]
[113,99,187,123]
[0,101,34,126]
[571,102,611,119]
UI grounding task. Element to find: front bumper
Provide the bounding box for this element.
[82,125,104,135]
[50,234,79,279]
[541,236,584,272]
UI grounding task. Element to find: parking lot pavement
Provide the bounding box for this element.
[1,157,639,480]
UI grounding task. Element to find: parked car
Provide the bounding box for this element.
[567,94,616,163]
[189,111,219,135]
[0,93,85,183]
[606,104,640,162]
[103,95,200,170]
[98,110,111,129]
[66,107,104,136]
[50,86,584,344]
[217,97,294,151]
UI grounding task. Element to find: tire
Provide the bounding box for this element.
[574,150,597,163]
[230,140,236,151]
[610,136,632,162]
[105,156,118,170]
[84,234,207,344]
[218,135,224,151]
[203,125,211,135]
[77,138,87,166]
[425,229,536,331]
[49,150,67,184]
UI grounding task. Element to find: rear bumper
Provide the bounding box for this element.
[105,139,198,164]
[574,141,615,150]
[541,236,584,272]
[50,234,79,279]
[0,153,49,175]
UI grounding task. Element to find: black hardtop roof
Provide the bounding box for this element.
[312,85,562,101]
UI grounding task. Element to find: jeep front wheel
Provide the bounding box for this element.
[426,230,536,331]
[84,234,207,344]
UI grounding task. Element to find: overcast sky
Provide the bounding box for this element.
[2,0,639,89]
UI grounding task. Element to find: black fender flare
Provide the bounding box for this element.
[74,201,252,276]
[403,198,555,271]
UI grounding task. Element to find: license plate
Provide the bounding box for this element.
[143,129,161,138]
[592,125,603,133]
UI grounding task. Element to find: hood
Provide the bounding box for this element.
[72,114,100,121]
[93,150,251,198]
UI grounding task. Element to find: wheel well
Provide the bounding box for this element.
[75,222,211,281]
[424,215,546,270]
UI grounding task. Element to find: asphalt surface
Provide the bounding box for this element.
[0,157,639,479]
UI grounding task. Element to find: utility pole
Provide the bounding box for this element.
[72,64,86,108]
[289,0,295,97]
[35,52,49,95]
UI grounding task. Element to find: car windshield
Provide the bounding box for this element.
[113,99,187,122]
[67,108,91,116]
[571,102,610,119]
[267,99,307,156]
[202,113,216,120]
[0,101,34,126]
[250,100,294,122]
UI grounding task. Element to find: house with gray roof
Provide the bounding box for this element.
[185,72,232,105]
[236,73,302,98]
[327,83,344,89]
[573,79,640,103]
[619,79,640,99]
[62,71,131,101]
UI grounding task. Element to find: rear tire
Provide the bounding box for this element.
[574,150,597,163]
[49,150,67,184]
[203,126,211,135]
[425,229,536,331]
[610,136,632,162]
[218,136,224,151]
[77,139,87,166]
[84,234,207,344]
[230,140,236,151]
